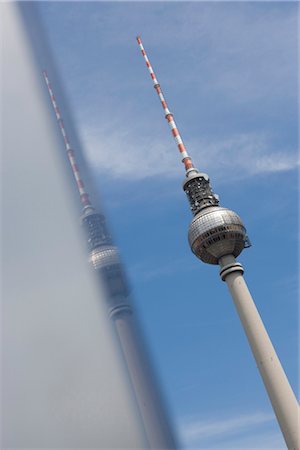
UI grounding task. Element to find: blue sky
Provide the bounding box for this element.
[37,2,298,448]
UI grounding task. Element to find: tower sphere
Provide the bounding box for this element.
[89,246,121,270]
[188,206,247,265]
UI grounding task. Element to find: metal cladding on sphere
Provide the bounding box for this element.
[89,246,130,308]
[89,246,122,270]
[188,206,247,265]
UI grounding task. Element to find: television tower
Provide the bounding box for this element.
[43,70,177,450]
[136,36,300,450]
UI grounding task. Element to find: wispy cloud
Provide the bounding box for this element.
[193,134,299,180]
[179,411,285,449]
[127,257,198,284]
[181,411,273,441]
[82,123,298,182]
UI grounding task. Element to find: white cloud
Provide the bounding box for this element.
[179,411,285,449]
[193,134,299,179]
[82,123,298,182]
[181,411,273,441]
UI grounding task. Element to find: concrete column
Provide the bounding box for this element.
[219,254,300,450]
[111,307,177,450]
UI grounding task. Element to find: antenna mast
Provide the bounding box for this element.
[137,36,196,175]
[43,70,93,215]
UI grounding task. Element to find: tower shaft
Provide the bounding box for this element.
[113,310,178,449]
[220,255,300,449]
[136,36,300,450]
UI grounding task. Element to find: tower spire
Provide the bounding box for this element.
[136,36,196,175]
[43,70,93,214]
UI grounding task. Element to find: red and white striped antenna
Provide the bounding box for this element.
[136,36,197,175]
[43,70,94,214]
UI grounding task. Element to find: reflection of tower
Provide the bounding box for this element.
[136,37,300,450]
[43,71,177,450]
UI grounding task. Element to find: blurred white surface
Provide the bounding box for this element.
[1,3,145,448]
